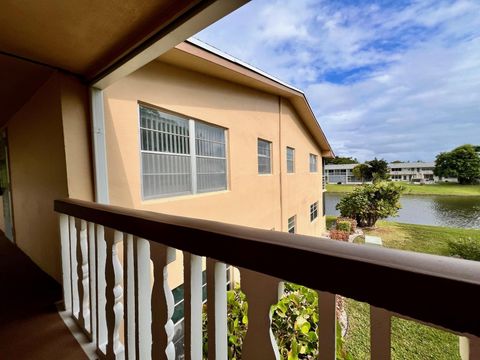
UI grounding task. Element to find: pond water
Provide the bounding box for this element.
[325,193,480,229]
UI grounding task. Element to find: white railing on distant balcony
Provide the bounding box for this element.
[55,198,480,360]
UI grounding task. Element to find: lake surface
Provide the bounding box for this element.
[325,193,480,229]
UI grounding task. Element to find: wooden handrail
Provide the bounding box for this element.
[54,198,480,337]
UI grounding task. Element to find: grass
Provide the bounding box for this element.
[327,216,480,359]
[326,182,480,196]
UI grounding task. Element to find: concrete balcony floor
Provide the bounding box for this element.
[0,234,86,359]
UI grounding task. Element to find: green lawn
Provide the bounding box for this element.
[326,182,480,196]
[328,217,480,359]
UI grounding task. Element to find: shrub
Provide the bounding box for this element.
[330,229,350,241]
[337,217,357,232]
[336,220,352,233]
[336,182,405,227]
[447,238,480,261]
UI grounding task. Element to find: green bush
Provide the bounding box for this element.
[337,217,357,232]
[336,181,405,227]
[336,220,352,233]
[447,238,480,261]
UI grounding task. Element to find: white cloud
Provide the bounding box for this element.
[196,0,480,161]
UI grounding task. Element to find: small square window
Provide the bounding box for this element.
[288,215,296,234]
[286,147,295,173]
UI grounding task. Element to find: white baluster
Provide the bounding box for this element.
[240,267,280,360]
[183,252,203,360]
[136,238,152,359]
[124,234,136,360]
[105,229,125,359]
[150,242,176,360]
[97,225,108,355]
[317,291,336,360]
[370,306,391,360]
[79,219,90,332]
[89,222,97,344]
[59,214,72,313]
[206,259,228,360]
[70,216,79,319]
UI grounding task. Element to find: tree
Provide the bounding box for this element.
[366,158,390,182]
[352,164,370,183]
[434,144,480,185]
[325,156,358,165]
[336,181,405,227]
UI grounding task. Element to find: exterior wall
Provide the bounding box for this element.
[103,60,326,288]
[6,72,93,282]
[280,99,325,236]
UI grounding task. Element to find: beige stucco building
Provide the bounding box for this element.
[104,40,332,238]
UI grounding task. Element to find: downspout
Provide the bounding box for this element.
[90,87,110,204]
[278,97,284,231]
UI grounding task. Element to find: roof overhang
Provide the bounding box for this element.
[0,0,247,125]
[158,40,334,157]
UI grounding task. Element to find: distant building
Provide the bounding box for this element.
[324,162,457,184]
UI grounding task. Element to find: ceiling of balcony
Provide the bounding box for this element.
[0,0,203,79]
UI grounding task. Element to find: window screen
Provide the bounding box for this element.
[195,121,227,193]
[310,154,318,172]
[258,139,272,174]
[287,147,295,173]
[140,107,191,199]
[140,105,226,199]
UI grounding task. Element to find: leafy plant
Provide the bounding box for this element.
[336,217,357,232]
[336,181,405,227]
[434,144,480,185]
[202,285,248,360]
[336,221,352,233]
[330,229,350,241]
[447,238,480,261]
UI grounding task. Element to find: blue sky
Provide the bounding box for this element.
[195,0,480,162]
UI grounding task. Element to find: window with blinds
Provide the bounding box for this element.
[310,153,318,172]
[140,105,227,199]
[288,215,296,234]
[310,201,318,222]
[286,147,295,173]
[258,139,272,174]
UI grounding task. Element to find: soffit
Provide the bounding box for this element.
[0,0,203,79]
[0,54,54,126]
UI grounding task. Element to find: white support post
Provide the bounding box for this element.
[189,119,197,194]
[317,291,336,360]
[183,252,203,360]
[240,268,280,360]
[90,87,110,205]
[59,214,72,312]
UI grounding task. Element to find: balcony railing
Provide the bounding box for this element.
[55,198,480,359]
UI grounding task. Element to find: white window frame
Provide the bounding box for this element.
[310,154,318,173]
[286,147,295,173]
[288,215,296,234]
[258,138,272,175]
[139,104,227,199]
[310,201,318,222]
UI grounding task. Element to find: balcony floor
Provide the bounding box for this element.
[0,233,87,359]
